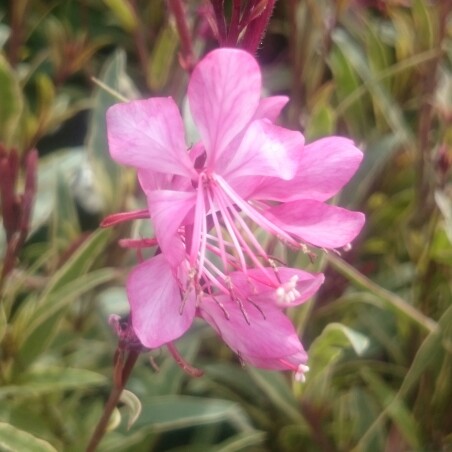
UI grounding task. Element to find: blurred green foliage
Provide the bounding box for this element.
[0,0,451,451]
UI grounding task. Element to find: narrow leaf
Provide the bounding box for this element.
[0,422,57,452]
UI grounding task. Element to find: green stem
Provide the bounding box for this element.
[327,254,438,334]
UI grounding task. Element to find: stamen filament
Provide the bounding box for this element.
[190,173,206,267]
[214,174,300,248]
[207,187,229,273]
[213,185,248,274]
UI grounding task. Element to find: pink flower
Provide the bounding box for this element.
[127,253,317,380]
[105,48,364,376]
[199,294,310,381]
[127,253,324,348]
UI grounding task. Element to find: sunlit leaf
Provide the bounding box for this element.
[309,323,370,368]
[0,304,6,344]
[86,49,138,211]
[120,389,142,430]
[147,24,178,91]
[103,0,138,32]
[0,368,106,398]
[31,148,85,234]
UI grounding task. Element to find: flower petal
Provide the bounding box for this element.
[265,200,365,248]
[251,137,363,202]
[128,255,195,348]
[229,267,324,306]
[221,119,303,182]
[146,190,196,267]
[254,96,289,121]
[188,48,261,167]
[199,297,307,370]
[107,97,195,178]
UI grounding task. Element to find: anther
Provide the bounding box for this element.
[276,275,301,305]
[294,364,310,383]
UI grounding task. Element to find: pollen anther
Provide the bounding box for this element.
[275,275,300,304]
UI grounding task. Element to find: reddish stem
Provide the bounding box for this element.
[85,350,140,452]
[0,149,37,295]
[210,0,227,44]
[167,342,204,377]
[241,0,277,54]
[226,0,242,46]
[167,0,196,72]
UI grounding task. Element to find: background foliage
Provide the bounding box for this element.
[0,0,451,450]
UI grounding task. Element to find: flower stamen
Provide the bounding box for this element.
[275,275,301,305]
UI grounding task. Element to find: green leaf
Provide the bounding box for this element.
[50,170,81,247]
[305,103,336,141]
[435,190,452,244]
[0,55,24,147]
[16,268,116,364]
[0,422,57,452]
[329,42,368,136]
[360,368,420,449]
[332,29,414,146]
[398,304,452,398]
[147,24,178,91]
[303,323,371,409]
[0,23,10,49]
[333,388,385,451]
[43,228,112,296]
[363,17,392,89]
[309,323,370,371]
[133,396,253,433]
[341,134,401,206]
[13,229,114,363]
[86,49,138,211]
[31,148,85,234]
[412,0,436,51]
[0,303,6,344]
[0,368,106,399]
[214,431,266,452]
[246,368,303,423]
[103,0,138,32]
[354,305,452,450]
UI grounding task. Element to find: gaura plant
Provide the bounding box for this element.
[103,48,365,381]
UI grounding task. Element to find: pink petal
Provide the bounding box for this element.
[138,169,192,193]
[107,98,195,178]
[137,169,173,192]
[265,200,365,248]
[221,119,303,181]
[188,49,261,168]
[199,297,307,370]
[146,190,196,267]
[128,255,195,348]
[229,267,324,306]
[251,137,363,202]
[254,96,289,121]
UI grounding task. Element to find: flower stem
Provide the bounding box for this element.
[85,350,140,452]
[167,0,195,71]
